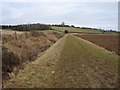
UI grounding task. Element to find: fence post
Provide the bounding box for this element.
[14,31,17,40]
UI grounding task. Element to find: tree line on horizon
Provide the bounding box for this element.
[1,23,51,31]
[0,23,118,32]
[1,23,73,31]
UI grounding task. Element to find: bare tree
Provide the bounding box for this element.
[62,22,65,26]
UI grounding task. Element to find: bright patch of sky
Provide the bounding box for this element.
[1,0,119,30]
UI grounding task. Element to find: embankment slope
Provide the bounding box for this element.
[4,34,118,88]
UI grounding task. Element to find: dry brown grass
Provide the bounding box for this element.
[2,29,24,35]
[2,31,63,83]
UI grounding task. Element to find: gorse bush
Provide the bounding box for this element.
[64,30,68,34]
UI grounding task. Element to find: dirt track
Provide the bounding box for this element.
[4,34,118,88]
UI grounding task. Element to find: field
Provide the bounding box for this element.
[36,29,65,36]
[52,26,102,34]
[4,34,118,88]
[2,29,24,35]
[75,34,119,55]
[52,26,118,34]
[2,27,119,88]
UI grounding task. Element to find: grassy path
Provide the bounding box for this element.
[52,34,118,88]
[4,34,118,88]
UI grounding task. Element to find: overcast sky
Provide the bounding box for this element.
[1,0,119,30]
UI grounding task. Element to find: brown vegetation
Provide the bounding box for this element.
[2,29,24,35]
[2,31,63,82]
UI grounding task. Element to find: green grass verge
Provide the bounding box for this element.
[33,29,65,36]
[52,26,118,34]
[60,34,118,65]
[48,34,118,87]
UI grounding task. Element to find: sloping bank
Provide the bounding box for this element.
[4,34,118,88]
[2,31,63,83]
